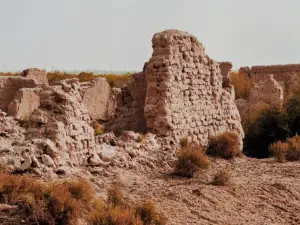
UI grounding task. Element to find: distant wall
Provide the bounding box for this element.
[239,64,300,96]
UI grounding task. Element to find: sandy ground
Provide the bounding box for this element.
[2,156,300,225]
[94,157,300,225]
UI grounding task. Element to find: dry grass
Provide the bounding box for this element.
[47,70,132,87]
[211,170,231,186]
[136,200,168,225]
[87,186,167,225]
[230,71,252,100]
[285,135,300,161]
[0,174,166,225]
[179,137,188,148]
[99,74,132,88]
[87,203,143,225]
[174,144,210,178]
[0,174,95,225]
[107,184,124,207]
[270,135,300,162]
[269,141,289,162]
[207,132,241,159]
[0,72,18,76]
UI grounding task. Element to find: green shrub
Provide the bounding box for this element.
[285,92,300,135]
[174,144,209,178]
[243,107,290,158]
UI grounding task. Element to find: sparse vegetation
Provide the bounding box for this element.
[0,173,166,225]
[0,174,94,225]
[174,144,210,178]
[46,70,132,87]
[87,185,167,225]
[230,71,252,99]
[207,132,241,159]
[211,170,231,186]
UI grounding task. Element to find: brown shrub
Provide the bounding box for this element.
[211,170,231,186]
[136,200,168,225]
[230,71,252,100]
[77,72,95,82]
[269,141,289,162]
[179,137,188,148]
[285,135,300,161]
[47,71,76,84]
[100,74,132,88]
[207,132,241,159]
[270,135,300,162]
[87,202,143,225]
[107,184,124,206]
[47,70,133,87]
[174,144,210,178]
[0,174,95,225]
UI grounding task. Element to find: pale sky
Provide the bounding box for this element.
[1,0,300,72]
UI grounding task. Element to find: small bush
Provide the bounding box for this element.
[94,128,105,136]
[174,144,210,178]
[87,204,143,225]
[269,141,289,162]
[136,200,168,225]
[207,132,241,159]
[211,170,231,186]
[179,137,188,148]
[107,184,124,206]
[285,135,300,161]
[270,135,300,162]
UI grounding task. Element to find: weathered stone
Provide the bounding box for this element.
[82,78,110,120]
[98,144,116,162]
[8,88,40,120]
[0,76,37,112]
[249,74,283,109]
[20,68,48,86]
[144,30,244,148]
[41,154,55,167]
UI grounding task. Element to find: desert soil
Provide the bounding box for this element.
[94,156,300,225]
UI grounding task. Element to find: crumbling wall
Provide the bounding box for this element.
[239,64,300,97]
[144,30,244,147]
[249,74,283,110]
[20,68,48,86]
[105,67,147,134]
[0,77,37,112]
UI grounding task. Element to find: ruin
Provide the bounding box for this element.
[239,64,300,97]
[0,29,245,174]
[109,30,244,147]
